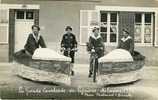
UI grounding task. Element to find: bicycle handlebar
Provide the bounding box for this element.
[60,48,78,52]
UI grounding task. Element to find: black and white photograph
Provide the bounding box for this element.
[0,0,158,99]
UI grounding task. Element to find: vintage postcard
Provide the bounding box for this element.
[0,0,158,99]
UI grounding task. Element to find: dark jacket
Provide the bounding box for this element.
[89,34,105,58]
[24,33,46,55]
[117,36,134,54]
[61,33,77,49]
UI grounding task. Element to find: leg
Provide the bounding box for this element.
[64,51,69,57]
[70,51,75,75]
[70,51,75,63]
[89,54,93,77]
[95,58,98,72]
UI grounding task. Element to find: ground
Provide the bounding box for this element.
[0,63,158,99]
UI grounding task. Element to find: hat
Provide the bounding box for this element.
[32,25,40,31]
[92,27,99,32]
[65,26,72,31]
[122,28,129,34]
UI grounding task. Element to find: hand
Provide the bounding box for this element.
[91,49,95,53]
[60,48,65,52]
[100,47,104,50]
[25,50,32,57]
[72,48,78,52]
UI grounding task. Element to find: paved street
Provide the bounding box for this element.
[0,63,158,99]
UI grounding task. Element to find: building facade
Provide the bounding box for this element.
[80,6,158,47]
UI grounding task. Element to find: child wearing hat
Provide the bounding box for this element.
[61,26,78,75]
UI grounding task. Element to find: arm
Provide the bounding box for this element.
[100,37,105,51]
[117,40,121,49]
[89,37,94,51]
[24,34,35,55]
[129,38,134,54]
[39,36,46,48]
[73,34,77,48]
[61,35,65,48]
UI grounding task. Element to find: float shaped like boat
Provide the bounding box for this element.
[97,49,145,86]
[13,48,72,86]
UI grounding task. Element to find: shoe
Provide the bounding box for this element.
[88,73,92,78]
[71,70,74,76]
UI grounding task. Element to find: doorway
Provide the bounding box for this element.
[14,10,34,52]
[9,9,39,62]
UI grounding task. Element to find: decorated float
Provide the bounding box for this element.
[97,49,145,86]
[13,48,72,86]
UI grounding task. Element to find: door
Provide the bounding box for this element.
[118,12,135,47]
[14,10,34,52]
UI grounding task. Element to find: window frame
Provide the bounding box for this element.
[100,12,119,46]
[15,10,34,21]
[134,13,154,46]
[96,6,158,47]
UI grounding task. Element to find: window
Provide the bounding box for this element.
[134,13,153,45]
[100,11,107,22]
[144,13,152,43]
[100,11,107,42]
[100,11,118,45]
[16,10,34,20]
[16,11,25,19]
[135,13,142,23]
[134,13,142,43]
[110,13,117,42]
[100,27,107,42]
[145,13,151,23]
[26,11,34,19]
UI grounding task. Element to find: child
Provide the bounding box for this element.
[88,27,105,77]
[61,26,77,75]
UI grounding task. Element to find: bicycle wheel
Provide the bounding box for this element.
[93,59,96,82]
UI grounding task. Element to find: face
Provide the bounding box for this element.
[94,29,99,37]
[66,29,72,33]
[123,31,128,38]
[32,27,39,35]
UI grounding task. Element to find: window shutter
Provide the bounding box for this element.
[0,9,9,43]
[80,10,99,45]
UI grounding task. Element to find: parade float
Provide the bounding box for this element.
[13,48,72,86]
[97,49,145,86]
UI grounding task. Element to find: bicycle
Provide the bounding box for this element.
[90,49,98,82]
[60,48,78,57]
[60,47,78,75]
